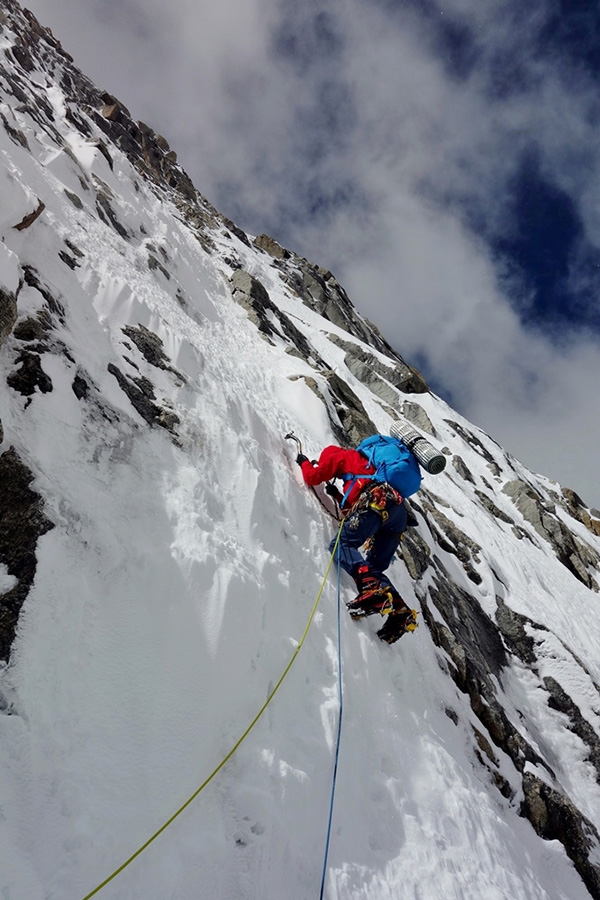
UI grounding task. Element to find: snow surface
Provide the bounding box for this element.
[1,21,600,900]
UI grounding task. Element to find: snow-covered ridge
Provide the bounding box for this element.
[1,2,600,898]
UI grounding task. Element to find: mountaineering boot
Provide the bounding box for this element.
[347,565,395,619]
[377,599,418,644]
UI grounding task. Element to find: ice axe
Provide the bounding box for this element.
[284,431,303,455]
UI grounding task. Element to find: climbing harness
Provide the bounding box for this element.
[81,521,344,900]
[351,482,403,521]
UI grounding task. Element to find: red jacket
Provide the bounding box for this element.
[300,446,376,508]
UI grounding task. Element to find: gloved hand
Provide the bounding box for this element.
[325,483,343,502]
[296,453,309,466]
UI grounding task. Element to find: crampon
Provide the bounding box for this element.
[346,587,396,619]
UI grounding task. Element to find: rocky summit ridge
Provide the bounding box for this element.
[2,2,600,898]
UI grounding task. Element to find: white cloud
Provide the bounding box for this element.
[22,0,600,506]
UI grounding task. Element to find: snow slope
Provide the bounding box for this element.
[1,4,600,899]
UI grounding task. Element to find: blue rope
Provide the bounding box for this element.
[319,541,344,899]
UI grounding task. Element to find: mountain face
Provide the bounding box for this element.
[2,3,600,899]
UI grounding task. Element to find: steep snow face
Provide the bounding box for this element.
[1,3,600,900]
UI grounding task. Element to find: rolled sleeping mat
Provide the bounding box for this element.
[390,420,447,475]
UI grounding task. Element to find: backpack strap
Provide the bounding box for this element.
[340,470,376,508]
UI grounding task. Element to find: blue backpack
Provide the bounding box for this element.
[345,434,422,502]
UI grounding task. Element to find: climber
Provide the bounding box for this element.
[296,435,421,643]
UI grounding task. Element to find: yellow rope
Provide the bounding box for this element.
[81,521,344,900]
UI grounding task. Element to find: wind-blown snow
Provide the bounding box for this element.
[1,26,600,900]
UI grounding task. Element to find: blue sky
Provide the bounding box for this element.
[21,0,600,507]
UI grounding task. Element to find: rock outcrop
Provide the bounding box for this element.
[0,447,54,659]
